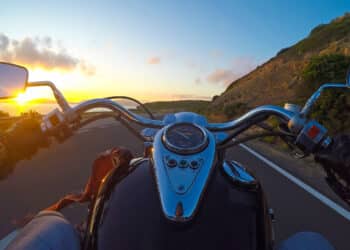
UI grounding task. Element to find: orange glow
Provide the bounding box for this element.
[15,88,51,106]
[16,92,30,105]
[12,66,192,107]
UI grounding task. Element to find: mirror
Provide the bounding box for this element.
[0,62,28,99]
[347,67,350,86]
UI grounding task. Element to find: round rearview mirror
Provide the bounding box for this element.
[0,62,28,99]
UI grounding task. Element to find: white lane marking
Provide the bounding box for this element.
[239,143,350,221]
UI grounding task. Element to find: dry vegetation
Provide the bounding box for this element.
[210,13,350,135]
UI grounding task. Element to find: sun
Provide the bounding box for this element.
[15,88,49,106]
[16,92,31,106]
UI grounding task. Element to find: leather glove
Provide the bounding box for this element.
[315,134,350,206]
[0,117,50,179]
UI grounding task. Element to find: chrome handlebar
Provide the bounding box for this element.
[35,78,348,135]
[300,83,350,117]
[206,105,294,131]
[65,99,295,133]
[68,98,165,128]
[37,78,349,152]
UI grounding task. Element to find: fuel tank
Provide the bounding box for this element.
[85,158,273,250]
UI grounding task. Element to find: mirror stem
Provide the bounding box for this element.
[300,83,349,118]
[26,81,71,112]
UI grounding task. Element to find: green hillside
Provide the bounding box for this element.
[211,13,350,134]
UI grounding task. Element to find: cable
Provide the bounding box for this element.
[217,131,295,150]
[216,114,270,146]
[75,113,116,128]
[72,112,146,141]
[104,96,155,119]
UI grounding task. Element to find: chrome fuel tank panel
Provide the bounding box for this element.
[222,161,257,186]
[152,125,216,222]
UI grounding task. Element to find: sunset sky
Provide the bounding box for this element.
[1,0,349,103]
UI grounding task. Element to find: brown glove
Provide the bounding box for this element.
[0,117,50,179]
[45,147,133,211]
[315,134,350,205]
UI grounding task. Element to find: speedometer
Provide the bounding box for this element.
[162,123,208,154]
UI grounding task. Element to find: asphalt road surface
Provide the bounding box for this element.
[1,119,350,249]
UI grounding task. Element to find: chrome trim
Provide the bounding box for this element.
[41,108,64,132]
[141,128,158,140]
[222,161,256,184]
[284,103,301,114]
[162,123,208,155]
[321,136,332,149]
[206,105,294,131]
[152,126,216,222]
[129,157,147,167]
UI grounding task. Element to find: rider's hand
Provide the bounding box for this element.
[0,117,50,179]
[315,134,350,205]
[315,134,350,172]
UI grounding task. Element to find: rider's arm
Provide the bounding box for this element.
[0,117,49,180]
[314,134,350,206]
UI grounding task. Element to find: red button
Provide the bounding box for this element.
[308,125,320,139]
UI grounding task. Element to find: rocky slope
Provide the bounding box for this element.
[211,13,350,112]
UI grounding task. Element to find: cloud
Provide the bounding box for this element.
[80,61,96,76]
[210,50,222,59]
[0,33,95,76]
[207,69,237,85]
[147,56,161,64]
[206,57,257,86]
[194,77,201,84]
[0,34,9,50]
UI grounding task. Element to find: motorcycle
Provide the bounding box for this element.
[0,62,349,250]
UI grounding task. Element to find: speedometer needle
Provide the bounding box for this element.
[175,131,190,140]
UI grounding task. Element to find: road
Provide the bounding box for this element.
[1,118,350,249]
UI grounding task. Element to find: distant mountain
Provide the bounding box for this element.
[211,13,350,117]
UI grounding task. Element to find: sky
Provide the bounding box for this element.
[0,0,349,103]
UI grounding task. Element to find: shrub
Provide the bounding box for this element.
[223,102,247,118]
[300,54,350,134]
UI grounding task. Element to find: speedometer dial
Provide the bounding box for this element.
[162,123,208,154]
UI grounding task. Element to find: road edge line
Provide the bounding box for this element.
[239,143,350,221]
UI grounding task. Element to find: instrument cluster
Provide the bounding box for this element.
[162,123,208,155]
[152,117,216,221]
